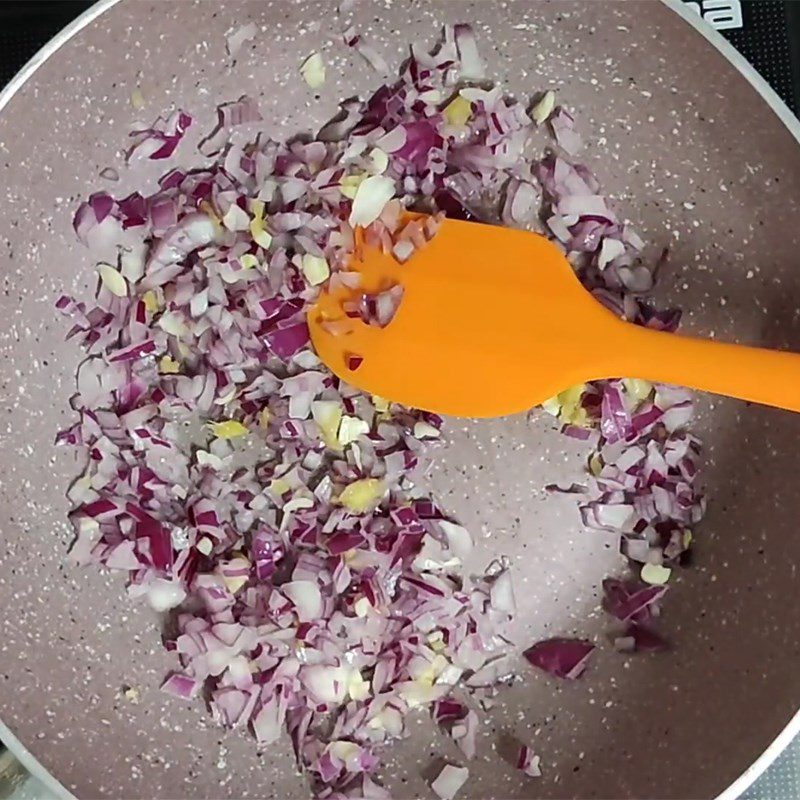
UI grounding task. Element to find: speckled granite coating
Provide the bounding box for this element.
[2,1,800,798]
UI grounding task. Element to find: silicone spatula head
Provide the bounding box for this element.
[309,215,800,417]
[307,215,630,417]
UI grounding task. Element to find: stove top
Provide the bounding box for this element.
[686,0,800,113]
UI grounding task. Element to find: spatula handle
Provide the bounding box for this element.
[613,322,800,413]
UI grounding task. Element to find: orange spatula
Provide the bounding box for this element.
[308,216,800,418]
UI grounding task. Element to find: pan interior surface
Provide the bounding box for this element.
[2,2,800,798]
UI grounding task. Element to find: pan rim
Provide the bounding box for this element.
[0,1,119,796]
[658,7,800,800]
[0,0,797,798]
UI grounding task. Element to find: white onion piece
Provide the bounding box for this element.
[451,709,478,759]
[517,745,542,778]
[190,288,209,318]
[431,765,469,800]
[119,241,147,282]
[97,263,128,297]
[508,180,538,225]
[301,664,349,704]
[414,420,440,439]
[222,203,250,232]
[369,147,389,174]
[375,126,407,153]
[546,214,572,243]
[147,213,217,273]
[283,580,323,621]
[301,254,330,285]
[362,776,392,799]
[349,175,396,227]
[595,503,634,529]
[489,569,516,615]
[146,579,186,612]
[438,520,473,561]
[338,416,369,446]
[453,24,484,80]
[413,537,461,573]
[392,239,415,263]
[252,696,283,746]
[598,236,626,269]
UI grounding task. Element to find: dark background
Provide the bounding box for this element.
[1,1,800,115]
[0,1,94,87]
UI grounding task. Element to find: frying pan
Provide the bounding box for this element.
[2,1,800,798]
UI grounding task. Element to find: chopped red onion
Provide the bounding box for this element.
[161,672,201,699]
[602,578,667,622]
[451,709,478,759]
[199,96,263,156]
[432,698,468,724]
[58,19,704,797]
[523,638,595,680]
[516,744,542,778]
[549,106,582,155]
[127,109,192,162]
